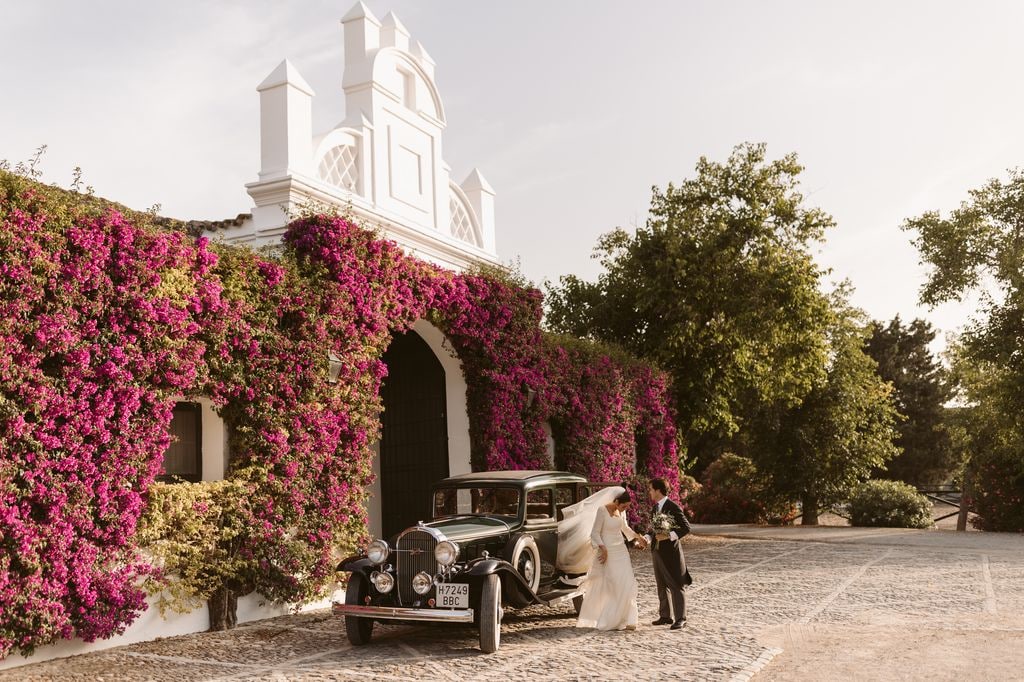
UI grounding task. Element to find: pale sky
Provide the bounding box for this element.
[4,1,1022,353]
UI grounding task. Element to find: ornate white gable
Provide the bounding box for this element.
[212,2,498,272]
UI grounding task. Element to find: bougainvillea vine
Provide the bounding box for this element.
[0,176,679,658]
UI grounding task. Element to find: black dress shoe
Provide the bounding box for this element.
[670,619,686,630]
[651,617,673,626]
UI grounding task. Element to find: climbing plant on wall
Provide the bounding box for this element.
[0,174,680,657]
[0,172,222,656]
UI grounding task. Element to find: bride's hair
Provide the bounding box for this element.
[615,490,631,504]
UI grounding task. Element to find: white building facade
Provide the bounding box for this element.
[223,1,498,272]
[204,0,499,542]
[2,4,498,669]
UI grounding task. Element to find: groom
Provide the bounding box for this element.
[643,477,692,630]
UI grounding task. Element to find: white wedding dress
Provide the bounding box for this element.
[574,505,640,631]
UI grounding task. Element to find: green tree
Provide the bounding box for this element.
[864,316,953,485]
[904,168,1024,530]
[751,293,901,524]
[545,143,833,468]
[905,168,1024,405]
[943,343,1024,531]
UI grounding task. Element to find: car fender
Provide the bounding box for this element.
[337,556,375,575]
[463,558,508,575]
[464,558,542,606]
[503,534,542,593]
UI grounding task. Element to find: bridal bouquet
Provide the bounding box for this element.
[651,511,674,535]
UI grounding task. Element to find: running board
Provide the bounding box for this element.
[540,587,584,607]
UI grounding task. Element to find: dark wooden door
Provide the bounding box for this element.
[380,331,449,538]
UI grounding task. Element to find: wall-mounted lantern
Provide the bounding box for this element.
[328,353,343,384]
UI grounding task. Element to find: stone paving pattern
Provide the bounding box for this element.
[4,533,1023,681]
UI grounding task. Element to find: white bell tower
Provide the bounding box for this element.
[220,2,498,273]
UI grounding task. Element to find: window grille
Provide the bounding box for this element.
[318,145,359,191]
[449,195,480,246]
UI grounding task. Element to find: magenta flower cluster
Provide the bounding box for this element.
[0,181,678,659]
[540,339,680,527]
[0,184,223,657]
[290,215,681,526]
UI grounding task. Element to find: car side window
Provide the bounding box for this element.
[472,487,520,516]
[554,485,574,521]
[525,488,553,521]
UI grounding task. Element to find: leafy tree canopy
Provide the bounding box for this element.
[750,289,901,523]
[905,166,1024,530]
[545,143,833,465]
[905,169,1024,407]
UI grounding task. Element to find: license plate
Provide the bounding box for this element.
[436,582,469,609]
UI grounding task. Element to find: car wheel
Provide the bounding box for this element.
[572,594,584,616]
[344,573,373,645]
[479,574,502,653]
[510,536,541,594]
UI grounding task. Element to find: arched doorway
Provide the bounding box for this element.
[379,330,449,538]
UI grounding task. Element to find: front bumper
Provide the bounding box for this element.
[332,603,475,623]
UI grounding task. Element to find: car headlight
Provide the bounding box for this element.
[365,539,389,565]
[412,571,433,595]
[434,540,460,567]
[370,570,394,594]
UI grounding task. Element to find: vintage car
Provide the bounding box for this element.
[333,470,618,652]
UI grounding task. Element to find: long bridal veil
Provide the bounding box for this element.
[556,485,625,574]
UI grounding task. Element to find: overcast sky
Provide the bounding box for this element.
[3,1,1022,352]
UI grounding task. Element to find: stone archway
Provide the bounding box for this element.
[366,320,471,539]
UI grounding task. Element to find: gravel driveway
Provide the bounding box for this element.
[3,529,1023,681]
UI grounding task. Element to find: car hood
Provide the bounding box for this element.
[422,516,513,542]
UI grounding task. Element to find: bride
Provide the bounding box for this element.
[556,486,648,631]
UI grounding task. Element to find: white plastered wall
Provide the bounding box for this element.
[197,397,228,481]
[0,588,330,672]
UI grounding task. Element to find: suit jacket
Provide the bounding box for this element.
[650,497,691,541]
[650,498,693,586]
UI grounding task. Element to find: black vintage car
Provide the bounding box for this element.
[333,470,618,652]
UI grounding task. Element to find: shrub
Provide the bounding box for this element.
[136,481,256,617]
[968,452,1024,532]
[677,473,702,519]
[847,479,933,528]
[688,454,796,524]
[542,334,680,495]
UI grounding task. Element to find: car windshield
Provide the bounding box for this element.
[433,487,521,519]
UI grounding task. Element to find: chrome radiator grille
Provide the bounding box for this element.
[396,529,437,603]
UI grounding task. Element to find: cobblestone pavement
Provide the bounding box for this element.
[5,533,1024,681]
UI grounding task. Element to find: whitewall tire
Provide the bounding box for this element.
[479,574,502,653]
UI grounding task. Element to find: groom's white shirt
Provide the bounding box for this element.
[645,496,679,544]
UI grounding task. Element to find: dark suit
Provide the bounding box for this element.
[648,497,691,621]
